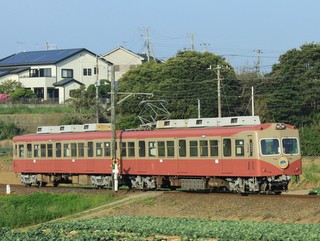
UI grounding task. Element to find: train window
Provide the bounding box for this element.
[128,142,135,157]
[158,141,165,157]
[88,142,94,157]
[148,141,156,157]
[78,143,85,157]
[200,140,208,157]
[260,139,279,155]
[14,145,17,157]
[71,143,77,157]
[104,142,111,157]
[190,140,198,157]
[179,140,186,157]
[235,140,245,156]
[282,138,299,155]
[41,144,46,158]
[249,139,253,157]
[19,144,24,158]
[27,144,32,158]
[209,140,219,157]
[63,143,70,157]
[96,142,103,157]
[34,144,40,158]
[139,141,146,157]
[121,142,127,157]
[47,144,53,157]
[167,141,175,157]
[56,143,61,157]
[223,139,232,157]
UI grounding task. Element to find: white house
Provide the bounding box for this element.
[102,46,147,81]
[0,48,111,103]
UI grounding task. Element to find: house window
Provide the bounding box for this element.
[83,68,92,76]
[29,68,51,77]
[62,69,73,78]
[30,69,38,77]
[40,68,52,77]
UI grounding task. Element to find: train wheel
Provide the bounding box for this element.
[36,181,47,187]
[53,181,59,187]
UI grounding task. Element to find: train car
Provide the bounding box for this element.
[12,116,301,194]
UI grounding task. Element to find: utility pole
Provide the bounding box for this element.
[254,49,262,75]
[187,33,195,51]
[197,99,201,118]
[110,65,118,192]
[143,27,155,62]
[96,56,100,123]
[200,42,210,52]
[251,86,255,116]
[208,65,223,118]
[216,65,222,118]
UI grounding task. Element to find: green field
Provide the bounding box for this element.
[0,105,71,115]
[1,216,320,240]
[0,193,119,228]
[289,157,320,191]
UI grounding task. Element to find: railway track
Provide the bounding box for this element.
[1,184,318,199]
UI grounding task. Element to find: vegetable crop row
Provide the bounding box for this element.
[1,216,320,240]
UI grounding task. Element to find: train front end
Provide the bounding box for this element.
[256,123,301,193]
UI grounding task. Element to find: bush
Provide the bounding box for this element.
[299,125,320,156]
[0,120,23,140]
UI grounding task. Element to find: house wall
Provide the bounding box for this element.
[0,74,19,83]
[57,51,110,86]
[104,48,143,81]
[57,81,83,103]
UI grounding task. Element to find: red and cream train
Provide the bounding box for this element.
[12,116,301,194]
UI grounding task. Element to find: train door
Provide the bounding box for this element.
[221,137,233,174]
[86,141,95,171]
[247,136,255,175]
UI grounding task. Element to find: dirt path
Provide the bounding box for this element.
[58,191,163,221]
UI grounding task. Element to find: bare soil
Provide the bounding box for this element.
[78,191,320,224]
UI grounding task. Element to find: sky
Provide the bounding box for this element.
[1,0,319,73]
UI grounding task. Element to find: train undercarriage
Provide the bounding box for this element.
[19,173,292,194]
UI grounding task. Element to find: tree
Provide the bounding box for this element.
[59,81,111,125]
[263,43,320,126]
[117,51,242,129]
[0,80,22,94]
[0,120,23,140]
[10,88,37,102]
[236,70,269,118]
[59,86,96,125]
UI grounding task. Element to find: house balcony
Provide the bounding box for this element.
[19,76,57,88]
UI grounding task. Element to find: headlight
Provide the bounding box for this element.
[278,157,289,169]
[275,123,286,130]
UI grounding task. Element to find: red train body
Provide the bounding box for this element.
[12,117,301,194]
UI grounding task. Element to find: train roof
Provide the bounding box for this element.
[12,122,297,143]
